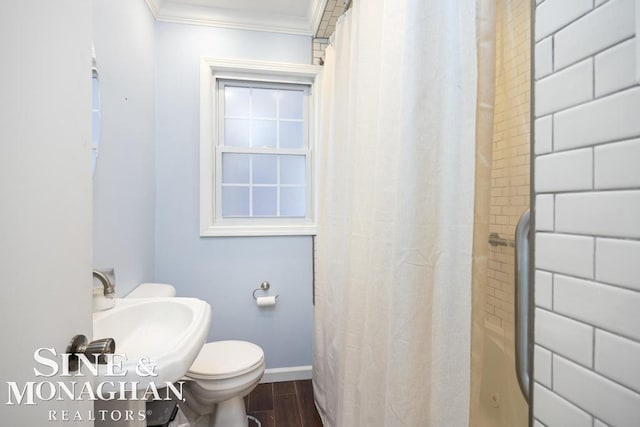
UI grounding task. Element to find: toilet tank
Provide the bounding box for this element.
[126,283,176,298]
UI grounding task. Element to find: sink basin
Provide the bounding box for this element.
[92,297,211,392]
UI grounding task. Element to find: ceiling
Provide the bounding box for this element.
[144,0,330,36]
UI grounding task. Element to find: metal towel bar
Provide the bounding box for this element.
[515,209,531,402]
[488,232,515,247]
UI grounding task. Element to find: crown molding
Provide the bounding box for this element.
[201,56,322,79]
[144,0,318,36]
[143,0,162,18]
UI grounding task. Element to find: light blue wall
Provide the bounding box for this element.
[92,0,157,296]
[155,22,314,369]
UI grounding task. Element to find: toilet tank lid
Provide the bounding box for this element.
[126,283,176,298]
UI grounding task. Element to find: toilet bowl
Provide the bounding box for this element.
[127,283,265,427]
[181,340,264,427]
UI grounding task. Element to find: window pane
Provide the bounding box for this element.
[252,88,277,118]
[252,119,277,148]
[280,187,306,217]
[225,86,250,117]
[222,153,250,184]
[279,90,304,119]
[222,186,250,217]
[279,121,304,149]
[280,155,306,185]
[252,154,277,184]
[253,187,277,216]
[225,118,250,147]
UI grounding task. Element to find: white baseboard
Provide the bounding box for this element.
[260,365,312,383]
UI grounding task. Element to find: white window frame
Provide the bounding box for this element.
[200,57,321,237]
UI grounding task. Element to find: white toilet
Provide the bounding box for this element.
[127,283,265,427]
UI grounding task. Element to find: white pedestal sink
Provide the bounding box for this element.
[92,297,211,426]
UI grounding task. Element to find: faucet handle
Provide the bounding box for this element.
[93,269,116,298]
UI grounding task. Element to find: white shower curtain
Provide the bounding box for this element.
[313,1,491,425]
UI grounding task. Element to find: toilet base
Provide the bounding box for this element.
[211,397,249,427]
[179,396,249,427]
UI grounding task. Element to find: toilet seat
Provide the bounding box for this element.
[187,340,264,381]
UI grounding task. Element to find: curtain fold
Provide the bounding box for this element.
[313,1,496,425]
[469,0,498,424]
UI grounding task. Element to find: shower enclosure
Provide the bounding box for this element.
[472,0,532,425]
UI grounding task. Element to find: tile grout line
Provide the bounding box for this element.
[295,381,304,426]
[296,381,306,426]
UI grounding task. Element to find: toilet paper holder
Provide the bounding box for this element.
[252,281,279,300]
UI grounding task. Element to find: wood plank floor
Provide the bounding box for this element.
[246,380,323,427]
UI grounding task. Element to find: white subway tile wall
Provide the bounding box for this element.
[595,238,640,291]
[534,115,553,155]
[553,355,640,427]
[594,330,640,393]
[594,138,640,189]
[535,148,593,192]
[535,37,553,79]
[485,0,530,333]
[534,1,640,425]
[554,87,640,150]
[315,0,342,39]
[594,39,637,97]
[535,308,594,367]
[535,194,554,231]
[535,58,593,116]
[535,233,594,279]
[535,270,553,309]
[312,37,329,66]
[534,381,593,427]
[553,0,635,70]
[534,345,553,388]
[555,191,640,238]
[554,275,640,341]
[535,0,593,42]
[312,0,345,65]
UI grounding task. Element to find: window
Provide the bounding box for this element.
[200,58,320,236]
[218,81,309,218]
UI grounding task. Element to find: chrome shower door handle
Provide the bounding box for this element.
[515,209,531,402]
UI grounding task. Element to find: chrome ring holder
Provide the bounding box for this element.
[252,281,279,300]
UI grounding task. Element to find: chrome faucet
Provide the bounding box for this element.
[93,269,115,298]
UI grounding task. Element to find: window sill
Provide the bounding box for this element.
[200,223,317,237]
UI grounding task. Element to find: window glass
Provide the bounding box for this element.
[225,118,250,147]
[222,153,250,184]
[252,154,278,185]
[280,155,306,185]
[222,187,250,217]
[279,90,304,119]
[280,187,306,217]
[224,87,250,117]
[252,88,278,118]
[252,120,277,148]
[252,187,278,216]
[279,121,304,149]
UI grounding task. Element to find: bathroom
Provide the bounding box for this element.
[1,0,640,426]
